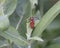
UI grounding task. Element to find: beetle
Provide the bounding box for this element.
[29,17,34,29]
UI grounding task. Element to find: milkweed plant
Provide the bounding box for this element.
[0,0,60,48]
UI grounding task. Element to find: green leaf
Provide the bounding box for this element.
[9,12,20,28]
[3,0,17,17]
[16,0,28,16]
[0,16,9,31]
[47,15,60,30]
[42,15,60,40]
[32,1,60,37]
[18,0,32,37]
[0,26,27,46]
[9,0,32,38]
[29,37,44,42]
[46,44,60,48]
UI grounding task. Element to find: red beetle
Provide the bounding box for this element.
[30,17,34,29]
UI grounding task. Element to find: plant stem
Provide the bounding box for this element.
[16,16,23,30]
[16,16,23,48]
[28,41,31,48]
[26,32,31,48]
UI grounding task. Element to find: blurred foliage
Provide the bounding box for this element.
[0,0,60,48]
